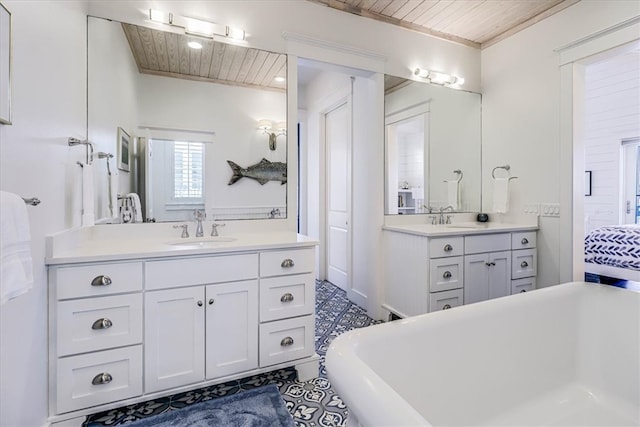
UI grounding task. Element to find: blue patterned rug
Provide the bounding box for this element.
[120,385,293,427]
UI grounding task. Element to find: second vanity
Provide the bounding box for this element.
[383,220,538,318]
[45,226,318,425]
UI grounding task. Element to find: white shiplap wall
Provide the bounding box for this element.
[584,50,640,233]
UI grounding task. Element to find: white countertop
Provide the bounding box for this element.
[383,222,538,237]
[45,230,318,265]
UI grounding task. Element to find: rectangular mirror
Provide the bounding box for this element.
[384,76,481,214]
[88,16,287,223]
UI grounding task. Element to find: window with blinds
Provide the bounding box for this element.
[173,141,204,202]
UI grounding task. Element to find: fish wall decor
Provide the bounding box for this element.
[227,158,287,185]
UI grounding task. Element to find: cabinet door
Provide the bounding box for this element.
[205,280,258,379]
[145,287,205,393]
[488,251,511,300]
[464,253,490,304]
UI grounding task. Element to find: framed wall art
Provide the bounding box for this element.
[0,2,12,125]
[117,127,130,172]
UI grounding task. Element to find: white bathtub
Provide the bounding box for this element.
[326,282,639,426]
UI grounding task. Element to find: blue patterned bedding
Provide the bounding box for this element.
[585,225,640,271]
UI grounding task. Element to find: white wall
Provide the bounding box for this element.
[481,0,640,287]
[584,50,640,232]
[0,2,87,426]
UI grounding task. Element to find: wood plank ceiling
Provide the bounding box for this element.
[122,1,580,88]
[122,23,287,91]
[308,0,581,48]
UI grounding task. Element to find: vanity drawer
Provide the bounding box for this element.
[464,233,510,255]
[54,262,143,300]
[260,273,315,322]
[260,248,315,278]
[512,277,536,294]
[56,345,142,414]
[429,237,463,258]
[429,288,464,312]
[57,294,143,356]
[512,249,537,279]
[512,231,536,250]
[145,253,258,290]
[429,256,464,292]
[259,315,314,367]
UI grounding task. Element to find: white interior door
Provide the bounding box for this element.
[325,99,351,291]
[622,139,639,224]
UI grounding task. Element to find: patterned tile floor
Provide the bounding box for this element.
[84,280,381,427]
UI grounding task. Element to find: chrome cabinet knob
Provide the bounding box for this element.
[197,300,203,307]
[443,244,453,252]
[442,304,452,310]
[442,271,452,279]
[281,259,295,268]
[280,337,294,347]
[91,318,113,330]
[208,298,214,305]
[91,275,112,287]
[91,372,113,385]
[521,261,529,268]
[520,289,527,293]
[280,293,294,303]
[521,238,529,245]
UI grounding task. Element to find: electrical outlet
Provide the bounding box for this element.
[540,203,560,217]
[523,204,540,215]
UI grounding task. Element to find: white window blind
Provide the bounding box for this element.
[173,141,204,200]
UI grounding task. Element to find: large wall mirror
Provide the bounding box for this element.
[384,75,481,214]
[88,16,287,223]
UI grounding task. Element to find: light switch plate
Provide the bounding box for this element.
[540,203,560,217]
[524,204,540,215]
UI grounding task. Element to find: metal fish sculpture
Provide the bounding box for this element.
[227,158,287,185]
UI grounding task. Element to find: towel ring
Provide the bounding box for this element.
[492,165,518,181]
[443,169,463,183]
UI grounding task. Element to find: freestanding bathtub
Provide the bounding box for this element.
[326,282,639,426]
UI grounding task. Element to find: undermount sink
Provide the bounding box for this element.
[166,237,237,246]
[446,223,487,229]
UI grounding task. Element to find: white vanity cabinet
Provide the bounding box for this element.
[383,225,537,319]
[463,234,512,304]
[143,254,259,393]
[47,236,318,425]
[49,261,144,415]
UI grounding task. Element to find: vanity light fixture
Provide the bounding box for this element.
[258,119,286,151]
[274,76,286,83]
[413,67,464,87]
[149,9,246,41]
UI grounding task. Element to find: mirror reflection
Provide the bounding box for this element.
[384,76,481,214]
[88,17,287,223]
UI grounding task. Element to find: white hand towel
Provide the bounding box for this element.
[1,191,34,304]
[492,178,510,214]
[127,193,143,223]
[109,172,119,219]
[82,164,95,227]
[446,180,459,210]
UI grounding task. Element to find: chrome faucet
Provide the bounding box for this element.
[211,222,226,237]
[439,205,454,224]
[173,224,189,238]
[194,209,206,237]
